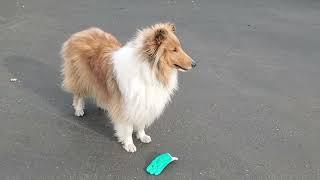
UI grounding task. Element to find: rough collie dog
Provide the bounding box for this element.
[61,23,196,152]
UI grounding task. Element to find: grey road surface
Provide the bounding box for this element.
[1,0,320,179]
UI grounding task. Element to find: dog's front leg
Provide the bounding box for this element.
[114,122,136,152]
[135,124,152,144]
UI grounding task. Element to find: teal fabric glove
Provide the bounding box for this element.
[146,153,178,176]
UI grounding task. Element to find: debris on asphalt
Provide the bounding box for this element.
[10,78,17,82]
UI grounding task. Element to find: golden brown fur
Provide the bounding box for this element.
[61,27,123,120]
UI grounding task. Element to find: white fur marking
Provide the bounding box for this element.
[112,44,178,128]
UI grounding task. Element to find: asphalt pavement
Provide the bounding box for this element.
[1,0,320,179]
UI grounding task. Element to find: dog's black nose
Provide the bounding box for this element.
[191,62,197,68]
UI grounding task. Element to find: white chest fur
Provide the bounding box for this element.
[112,46,178,126]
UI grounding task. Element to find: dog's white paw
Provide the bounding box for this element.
[123,143,137,153]
[138,134,152,143]
[75,109,84,117]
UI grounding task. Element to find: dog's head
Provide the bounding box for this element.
[139,23,196,72]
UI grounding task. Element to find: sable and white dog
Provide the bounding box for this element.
[61,23,196,152]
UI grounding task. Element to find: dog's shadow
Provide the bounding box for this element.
[3,55,115,141]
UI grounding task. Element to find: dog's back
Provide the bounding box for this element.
[61,27,121,104]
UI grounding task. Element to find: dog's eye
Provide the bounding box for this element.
[173,48,177,52]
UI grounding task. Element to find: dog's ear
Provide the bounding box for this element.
[154,28,168,45]
[168,23,176,32]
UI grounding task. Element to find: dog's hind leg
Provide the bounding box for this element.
[73,95,85,117]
